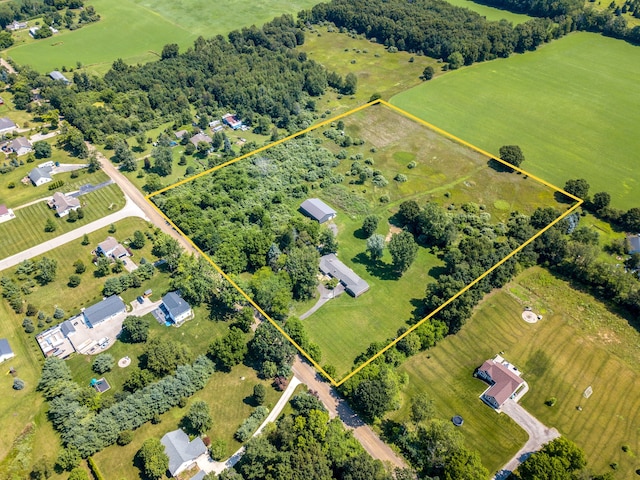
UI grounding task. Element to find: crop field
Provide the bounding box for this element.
[393,267,640,477]
[155,102,570,382]
[392,32,640,210]
[0,182,125,259]
[5,0,321,74]
[443,0,531,23]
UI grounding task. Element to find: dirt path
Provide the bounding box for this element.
[88,143,197,255]
[292,357,407,469]
[493,399,560,479]
[0,58,16,75]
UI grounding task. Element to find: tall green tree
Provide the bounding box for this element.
[499,145,525,168]
[366,234,385,261]
[388,231,418,274]
[182,400,213,435]
[285,246,319,300]
[122,315,150,343]
[136,438,169,480]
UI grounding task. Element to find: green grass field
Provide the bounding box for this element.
[443,0,531,23]
[393,267,640,477]
[5,0,321,74]
[296,104,564,378]
[0,182,125,259]
[391,32,640,210]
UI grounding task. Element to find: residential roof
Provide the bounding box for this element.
[175,129,188,139]
[319,254,369,297]
[300,198,337,223]
[28,166,52,184]
[49,71,69,82]
[60,320,76,337]
[191,471,206,480]
[9,136,31,151]
[97,236,119,254]
[0,338,13,357]
[162,291,191,319]
[628,235,640,254]
[190,132,212,146]
[478,359,525,407]
[83,296,126,327]
[161,429,207,476]
[0,204,8,216]
[0,117,16,130]
[111,245,129,258]
[51,192,80,212]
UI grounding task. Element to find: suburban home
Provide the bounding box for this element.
[319,254,369,297]
[222,113,242,130]
[28,166,53,186]
[48,192,80,217]
[8,136,32,156]
[300,198,337,224]
[49,70,70,84]
[475,355,528,410]
[189,132,212,146]
[6,20,27,31]
[0,204,15,223]
[161,429,207,477]
[174,129,188,140]
[0,117,17,134]
[627,234,640,255]
[0,338,15,363]
[36,321,76,358]
[96,236,130,260]
[82,295,126,328]
[162,291,194,326]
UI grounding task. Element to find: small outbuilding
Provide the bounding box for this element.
[628,234,640,255]
[83,295,126,328]
[320,254,369,297]
[161,429,207,477]
[0,338,15,363]
[49,71,70,84]
[161,291,193,326]
[300,198,337,224]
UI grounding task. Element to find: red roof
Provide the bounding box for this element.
[478,360,525,407]
[0,204,8,216]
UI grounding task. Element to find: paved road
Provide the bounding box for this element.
[292,357,407,469]
[299,283,344,319]
[493,399,560,479]
[0,197,146,271]
[88,143,198,255]
[29,130,60,142]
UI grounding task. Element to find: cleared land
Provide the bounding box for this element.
[443,0,531,23]
[0,182,125,259]
[391,32,640,210]
[5,0,320,74]
[392,267,640,477]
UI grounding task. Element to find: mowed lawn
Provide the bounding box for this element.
[0,183,125,259]
[5,0,321,74]
[393,266,640,477]
[392,32,640,210]
[443,0,531,23]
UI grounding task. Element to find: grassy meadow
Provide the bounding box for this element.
[443,0,531,23]
[391,32,640,210]
[289,104,564,378]
[0,181,125,259]
[5,0,321,74]
[392,267,640,477]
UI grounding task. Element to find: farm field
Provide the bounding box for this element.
[0,182,125,259]
[391,32,640,210]
[443,0,531,23]
[4,0,321,74]
[392,266,640,477]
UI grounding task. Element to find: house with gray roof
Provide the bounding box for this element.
[28,166,53,186]
[628,234,640,255]
[8,136,32,156]
[83,296,126,328]
[0,338,15,363]
[161,429,207,477]
[0,117,17,134]
[162,291,193,326]
[319,254,369,297]
[189,132,212,146]
[48,192,80,217]
[300,198,337,224]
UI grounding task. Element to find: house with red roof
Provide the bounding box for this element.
[475,355,528,410]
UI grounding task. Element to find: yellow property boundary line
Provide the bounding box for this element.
[146,99,582,387]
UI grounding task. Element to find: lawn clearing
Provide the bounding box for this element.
[0,182,125,259]
[393,266,640,477]
[391,32,640,210]
[443,0,531,23]
[5,0,321,74]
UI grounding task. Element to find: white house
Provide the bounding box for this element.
[162,291,193,326]
[0,117,17,134]
[161,429,207,477]
[48,192,80,217]
[28,166,53,186]
[0,204,15,223]
[0,339,15,363]
[96,236,129,260]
